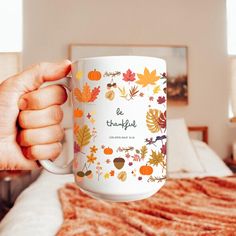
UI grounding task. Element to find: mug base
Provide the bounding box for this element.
[81,188,158,202]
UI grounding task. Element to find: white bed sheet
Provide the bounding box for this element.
[0,171,73,236]
[0,140,233,236]
[168,140,233,178]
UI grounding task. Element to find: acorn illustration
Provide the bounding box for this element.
[113,157,125,169]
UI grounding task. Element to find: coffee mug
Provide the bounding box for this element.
[40,56,167,202]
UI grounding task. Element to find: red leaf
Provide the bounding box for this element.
[89,86,101,102]
[157,96,166,104]
[160,143,166,155]
[123,69,136,82]
[158,111,166,129]
[74,141,80,153]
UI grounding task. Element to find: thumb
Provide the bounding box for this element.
[9,60,71,94]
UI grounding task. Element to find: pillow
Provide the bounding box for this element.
[167,118,204,173]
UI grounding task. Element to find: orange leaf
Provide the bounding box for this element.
[82,83,92,102]
[74,124,80,135]
[136,67,160,87]
[89,86,100,102]
[74,88,83,102]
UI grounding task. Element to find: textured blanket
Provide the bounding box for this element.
[57,176,236,236]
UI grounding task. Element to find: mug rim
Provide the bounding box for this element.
[71,55,166,64]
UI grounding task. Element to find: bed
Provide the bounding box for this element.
[0,119,235,236]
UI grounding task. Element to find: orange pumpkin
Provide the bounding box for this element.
[88,69,102,81]
[139,165,153,175]
[74,109,83,118]
[104,147,113,155]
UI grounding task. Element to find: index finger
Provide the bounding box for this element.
[12,60,71,94]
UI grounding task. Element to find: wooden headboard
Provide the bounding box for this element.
[188,126,208,144]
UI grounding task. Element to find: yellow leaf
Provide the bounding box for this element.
[153,85,161,94]
[118,86,127,97]
[74,88,83,102]
[148,150,165,167]
[146,109,161,133]
[104,172,110,179]
[76,71,83,80]
[76,125,92,149]
[136,67,160,87]
[90,118,95,124]
[82,83,92,102]
[140,145,148,159]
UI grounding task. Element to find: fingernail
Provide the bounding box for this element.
[18,98,27,110]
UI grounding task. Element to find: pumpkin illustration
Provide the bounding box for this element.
[104,147,113,155]
[139,165,153,175]
[74,108,84,118]
[88,69,102,81]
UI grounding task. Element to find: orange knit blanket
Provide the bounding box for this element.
[57,176,236,236]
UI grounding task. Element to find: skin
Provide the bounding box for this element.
[0,60,71,170]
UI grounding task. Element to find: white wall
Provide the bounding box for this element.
[23,0,234,158]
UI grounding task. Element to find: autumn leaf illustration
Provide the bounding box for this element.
[74,83,100,103]
[74,141,80,153]
[157,96,166,104]
[104,172,110,179]
[90,86,101,102]
[140,145,148,159]
[74,124,80,136]
[76,71,83,80]
[146,109,161,133]
[161,143,167,155]
[74,88,83,102]
[118,86,127,98]
[123,69,136,82]
[82,83,91,102]
[136,68,160,87]
[148,150,165,167]
[148,175,166,183]
[158,111,166,129]
[129,86,139,99]
[153,85,161,94]
[76,125,92,149]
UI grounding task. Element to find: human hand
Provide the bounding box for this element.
[0,60,71,170]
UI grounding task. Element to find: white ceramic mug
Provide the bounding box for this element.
[40,56,167,202]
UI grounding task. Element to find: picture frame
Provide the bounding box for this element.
[68,44,188,105]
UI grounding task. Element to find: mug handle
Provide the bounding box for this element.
[39,77,73,174]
